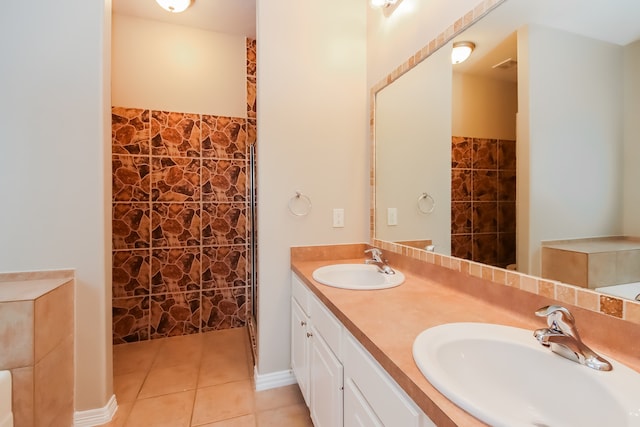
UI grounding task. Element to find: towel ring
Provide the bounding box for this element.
[417,192,435,214]
[288,191,312,216]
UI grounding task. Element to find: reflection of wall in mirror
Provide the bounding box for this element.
[623,39,640,236]
[375,44,452,254]
[519,24,626,276]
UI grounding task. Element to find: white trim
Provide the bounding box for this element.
[73,394,118,427]
[254,367,297,391]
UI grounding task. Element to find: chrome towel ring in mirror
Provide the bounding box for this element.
[417,192,435,214]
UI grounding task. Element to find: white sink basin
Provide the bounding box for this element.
[312,264,404,290]
[413,322,640,427]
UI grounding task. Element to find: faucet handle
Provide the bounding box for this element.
[365,248,382,261]
[535,305,578,337]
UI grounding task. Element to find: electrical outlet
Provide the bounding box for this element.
[387,208,398,226]
[333,208,345,228]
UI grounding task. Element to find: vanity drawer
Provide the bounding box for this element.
[292,273,311,316]
[309,292,343,358]
[344,332,422,427]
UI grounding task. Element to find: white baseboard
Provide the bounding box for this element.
[254,367,297,391]
[74,394,118,427]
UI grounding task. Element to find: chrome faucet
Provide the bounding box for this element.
[534,305,612,371]
[364,248,395,275]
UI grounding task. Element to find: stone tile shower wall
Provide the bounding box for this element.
[451,136,516,268]
[111,39,257,344]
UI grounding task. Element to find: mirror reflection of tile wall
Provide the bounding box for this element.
[451,136,516,268]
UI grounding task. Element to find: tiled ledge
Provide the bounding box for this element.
[0,269,74,303]
[0,270,75,426]
[373,238,640,325]
[0,269,74,282]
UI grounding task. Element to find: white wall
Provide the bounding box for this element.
[0,0,112,413]
[519,24,624,275]
[623,40,640,235]
[452,73,517,140]
[112,14,246,117]
[256,0,368,374]
[375,45,452,253]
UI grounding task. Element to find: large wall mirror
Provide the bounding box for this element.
[373,0,640,299]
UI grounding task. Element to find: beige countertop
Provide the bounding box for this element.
[291,245,640,427]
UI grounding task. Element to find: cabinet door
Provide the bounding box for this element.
[344,378,383,427]
[291,299,310,405]
[344,333,429,427]
[309,326,344,427]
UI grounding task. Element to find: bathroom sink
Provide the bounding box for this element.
[312,264,405,290]
[413,323,640,427]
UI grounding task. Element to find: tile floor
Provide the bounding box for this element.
[100,327,313,427]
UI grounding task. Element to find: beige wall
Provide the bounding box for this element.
[256,0,368,375]
[375,44,452,252]
[519,24,624,275]
[623,40,640,236]
[253,0,505,378]
[452,72,517,140]
[112,14,247,117]
[0,0,112,413]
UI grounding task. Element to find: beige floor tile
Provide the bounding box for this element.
[254,385,305,412]
[191,380,255,426]
[153,334,204,369]
[113,371,147,404]
[113,340,161,376]
[256,404,313,427]
[199,352,251,387]
[194,414,256,427]
[203,328,249,356]
[124,390,195,427]
[138,363,200,399]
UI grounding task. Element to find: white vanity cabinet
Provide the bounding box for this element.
[343,332,436,427]
[291,296,311,405]
[291,272,436,427]
[291,273,344,426]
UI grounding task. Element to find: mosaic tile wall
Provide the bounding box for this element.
[112,38,257,344]
[451,136,516,268]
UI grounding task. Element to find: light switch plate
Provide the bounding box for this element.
[387,208,398,226]
[333,208,345,228]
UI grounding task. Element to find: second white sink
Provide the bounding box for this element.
[312,264,404,290]
[413,322,640,427]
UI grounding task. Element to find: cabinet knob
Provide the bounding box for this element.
[306,332,313,338]
[300,320,307,326]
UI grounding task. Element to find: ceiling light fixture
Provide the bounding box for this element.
[155,0,192,13]
[451,41,476,64]
[370,0,399,8]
